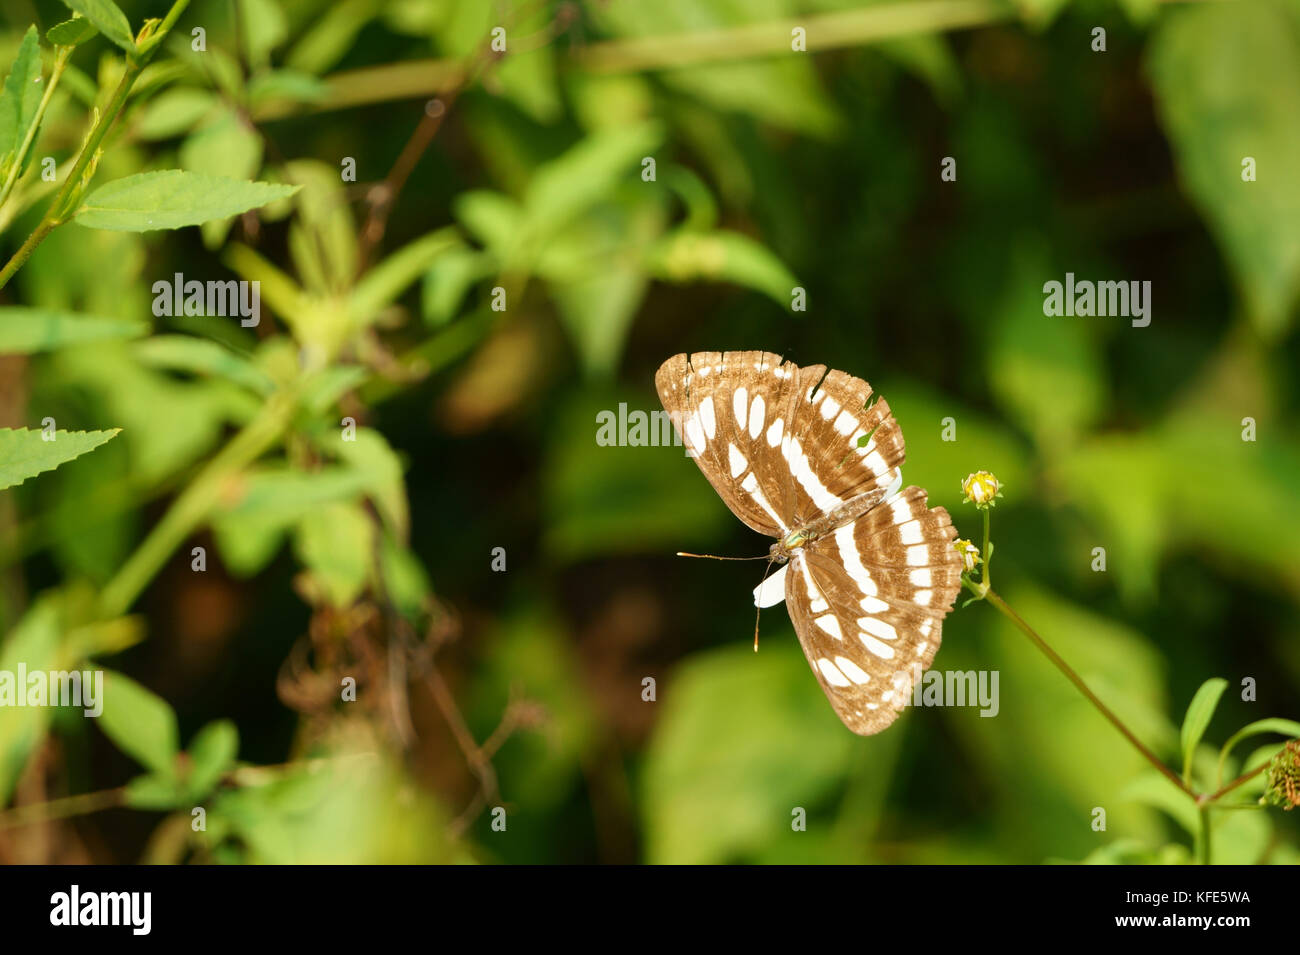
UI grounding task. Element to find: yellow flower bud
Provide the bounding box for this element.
[962,470,1002,508]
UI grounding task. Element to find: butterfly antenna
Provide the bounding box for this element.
[675,552,770,561]
[753,554,778,653]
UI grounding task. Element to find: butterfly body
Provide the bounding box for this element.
[656,350,963,736]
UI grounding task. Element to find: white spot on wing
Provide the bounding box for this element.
[817,658,852,687]
[728,443,747,478]
[749,395,765,440]
[858,632,896,659]
[733,386,748,431]
[859,616,898,641]
[815,615,843,639]
[835,656,871,684]
[753,564,788,608]
[766,417,783,448]
[906,544,928,567]
[699,396,716,439]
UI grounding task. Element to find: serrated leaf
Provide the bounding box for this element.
[0,27,43,168]
[58,0,134,53]
[0,308,147,354]
[47,16,99,47]
[0,427,119,491]
[97,670,180,777]
[74,171,299,232]
[1180,677,1228,783]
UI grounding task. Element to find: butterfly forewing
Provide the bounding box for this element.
[655,350,808,536]
[782,368,906,526]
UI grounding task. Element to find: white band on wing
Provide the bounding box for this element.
[752,564,789,608]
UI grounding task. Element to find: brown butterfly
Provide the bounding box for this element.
[656,351,963,735]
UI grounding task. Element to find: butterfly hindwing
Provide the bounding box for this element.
[786,485,962,735]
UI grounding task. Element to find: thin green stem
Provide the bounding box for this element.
[980,507,991,586]
[0,47,71,213]
[983,587,1196,800]
[1204,763,1269,804]
[98,389,296,618]
[0,786,124,829]
[1197,806,1211,865]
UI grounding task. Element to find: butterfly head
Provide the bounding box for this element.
[771,527,817,563]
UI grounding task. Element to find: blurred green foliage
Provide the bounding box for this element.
[0,0,1297,864]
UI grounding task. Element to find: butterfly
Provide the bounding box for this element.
[656,350,963,736]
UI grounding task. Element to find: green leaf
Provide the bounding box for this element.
[524,123,663,234]
[643,640,855,863]
[97,670,180,777]
[185,719,238,800]
[0,595,62,801]
[74,171,300,232]
[0,308,147,354]
[1148,0,1300,337]
[422,245,492,326]
[349,229,460,329]
[179,109,266,248]
[0,27,43,170]
[645,229,798,308]
[132,335,275,396]
[57,0,134,53]
[47,16,100,47]
[0,427,119,491]
[132,88,218,141]
[293,501,374,606]
[211,467,374,575]
[1217,717,1300,786]
[1179,677,1228,783]
[124,772,185,810]
[315,426,408,538]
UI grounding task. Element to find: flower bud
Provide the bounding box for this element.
[953,539,981,574]
[962,470,1002,508]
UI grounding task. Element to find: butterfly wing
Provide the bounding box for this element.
[655,350,814,537]
[785,485,963,735]
[780,366,907,527]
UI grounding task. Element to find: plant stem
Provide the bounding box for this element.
[1197,806,1211,865]
[0,785,124,829]
[98,389,296,618]
[0,47,71,214]
[983,587,1196,799]
[0,0,191,291]
[1205,763,1268,804]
